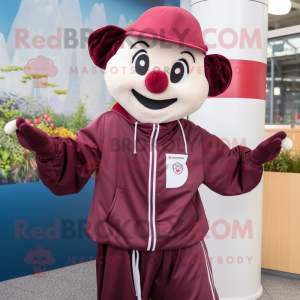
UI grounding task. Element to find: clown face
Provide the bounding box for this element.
[104,36,209,124]
[88,7,232,124]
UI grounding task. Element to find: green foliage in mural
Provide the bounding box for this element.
[0,66,24,72]
[66,100,90,134]
[40,82,59,87]
[19,97,47,120]
[0,92,91,184]
[53,89,67,95]
[0,131,39,183]
[0,94,23,131]
[22,75,32,80]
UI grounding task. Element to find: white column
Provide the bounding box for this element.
[190,1,268,300]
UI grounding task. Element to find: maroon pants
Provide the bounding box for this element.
[96,240,219,300]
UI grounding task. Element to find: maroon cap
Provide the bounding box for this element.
[125,6,208,55]
[88,6,232,97]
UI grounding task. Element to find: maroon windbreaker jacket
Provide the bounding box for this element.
[36,103,263,251]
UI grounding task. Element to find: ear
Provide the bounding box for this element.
[88,25,127,70]
[204,54,232,97]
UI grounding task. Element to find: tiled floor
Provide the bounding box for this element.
[259,273,300,300]
[0,263,299,300]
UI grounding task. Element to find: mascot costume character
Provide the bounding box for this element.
[4,6,293,300]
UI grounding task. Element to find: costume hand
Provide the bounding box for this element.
[4,117,54,156]
[249,131,293,165]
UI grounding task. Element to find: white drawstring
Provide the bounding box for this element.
[178,120,188,154]
[132,250,142,300]
[134,122,138,154]
[134,121,187,155]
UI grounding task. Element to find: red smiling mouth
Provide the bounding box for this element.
[132,89,177,110]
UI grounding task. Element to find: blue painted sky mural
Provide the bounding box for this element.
[0,0,179,185]
[0,0,180,40]
[0,0,180,119]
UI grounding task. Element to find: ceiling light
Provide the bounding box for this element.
[274,87,281,95]
[269,0,291,15]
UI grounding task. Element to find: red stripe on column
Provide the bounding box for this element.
[213,59,267,100]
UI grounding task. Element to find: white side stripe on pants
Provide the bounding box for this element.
[200,240,216,300]
[132,250,142,300]
[201,240,217,297]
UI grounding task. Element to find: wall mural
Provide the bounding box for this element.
[0,0,180,185]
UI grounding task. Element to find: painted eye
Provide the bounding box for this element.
[132,50,149,76]
[170,59,189,84]
[35,67,39,70]
[43,67,47,70]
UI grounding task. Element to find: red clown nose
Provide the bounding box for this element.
[145,70,169,94]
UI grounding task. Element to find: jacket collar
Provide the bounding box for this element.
[111,102,188,154]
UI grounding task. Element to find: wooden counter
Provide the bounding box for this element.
[262,171,300,274]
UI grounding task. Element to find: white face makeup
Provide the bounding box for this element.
[104,36,209,124]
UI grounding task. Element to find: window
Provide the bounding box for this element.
[266,34,300,124]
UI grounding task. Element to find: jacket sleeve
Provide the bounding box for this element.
[200,127,263,196]
[35,118,103,196]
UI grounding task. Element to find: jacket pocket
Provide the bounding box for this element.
[105,189,148,245]
[106,188,120,222]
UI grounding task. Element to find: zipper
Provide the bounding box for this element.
[147,124,156,251]
[147,124,159,251]
[152,124,159,251]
